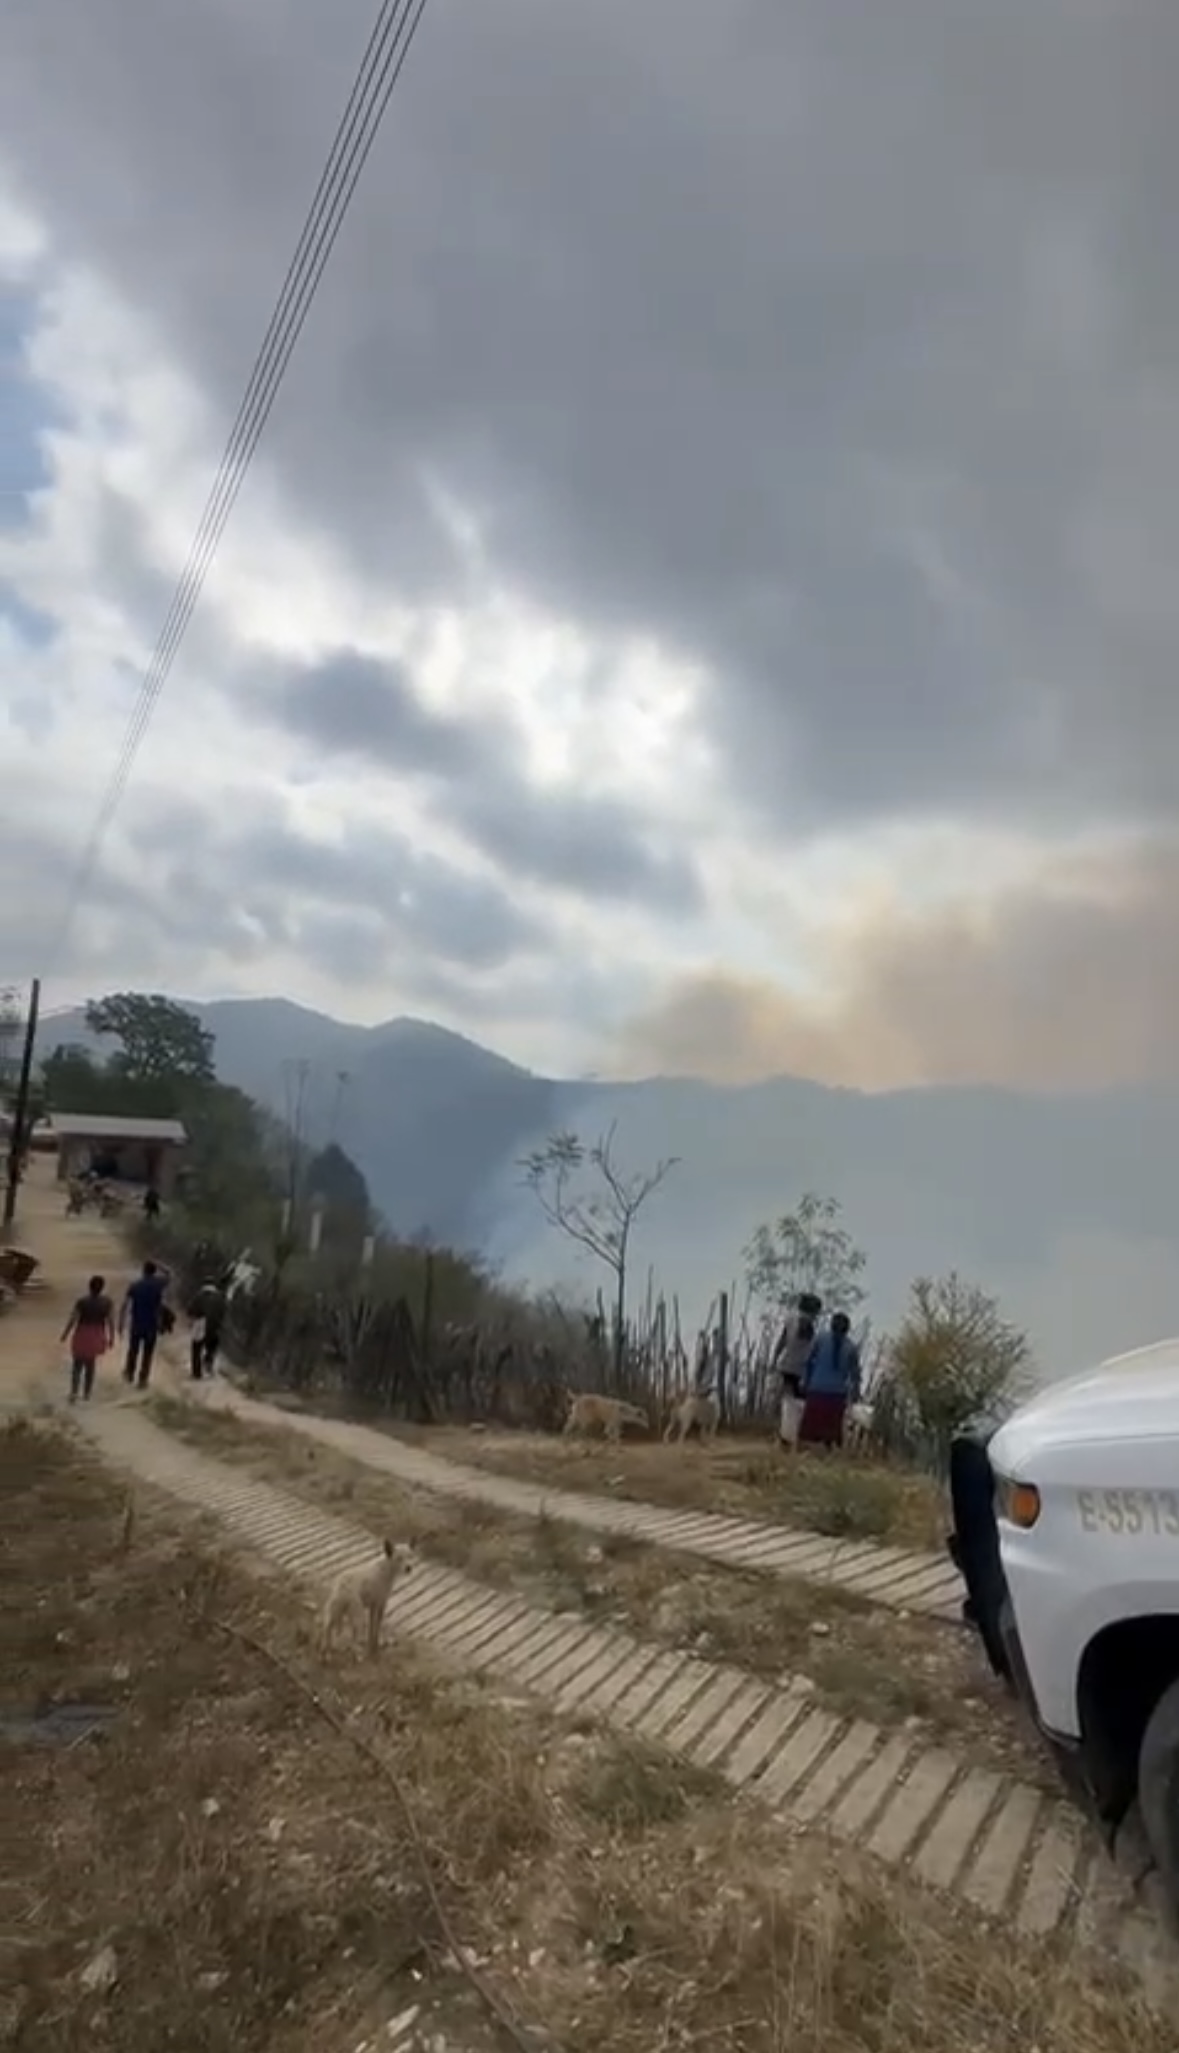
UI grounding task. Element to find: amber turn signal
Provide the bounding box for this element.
[1002,1480,1042,1530]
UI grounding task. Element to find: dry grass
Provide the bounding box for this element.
[2,1417,1170,2053]
[0,1418,510,2051]
[152,1397,1051,1788]
[241,1369,947,1551]
[403,1419,949,1552]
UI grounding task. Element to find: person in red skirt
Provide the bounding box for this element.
[61,1275,115,1403]
[798,1310,862,1450]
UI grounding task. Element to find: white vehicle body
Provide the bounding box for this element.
[989,1337,1179,1741]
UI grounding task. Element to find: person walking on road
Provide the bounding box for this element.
[61,1274,115,1403]
[120,1259,170,1390]
[188,1278,228,1381]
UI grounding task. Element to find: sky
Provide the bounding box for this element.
[2,0,1178,1090]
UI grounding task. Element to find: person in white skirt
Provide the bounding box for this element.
[771,1291,822,1449]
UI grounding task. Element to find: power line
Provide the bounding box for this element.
[47,0,432,974]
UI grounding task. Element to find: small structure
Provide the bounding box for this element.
[48,1113,188,1196]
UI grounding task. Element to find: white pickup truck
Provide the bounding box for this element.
[948,1337,1179,1916]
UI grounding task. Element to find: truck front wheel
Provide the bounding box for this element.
[1137,1678,1179,1923]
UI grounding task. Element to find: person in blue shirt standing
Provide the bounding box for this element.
[799,1311,861,1450]
[120,1259,171,1390]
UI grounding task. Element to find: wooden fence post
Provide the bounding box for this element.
[421,1250,435,1366]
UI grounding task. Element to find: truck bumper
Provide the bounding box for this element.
[948,1437,1100,1823]
[996,1590,1095,1812]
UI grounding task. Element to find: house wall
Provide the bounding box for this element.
[56,1139,182,1195]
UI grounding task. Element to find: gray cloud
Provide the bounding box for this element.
[0,786,551,1006]
[3,0,1178,850]
[277,651,701,912]
[278,656,480,784]
[127,796,550,973]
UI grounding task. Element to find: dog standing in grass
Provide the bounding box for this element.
[843,1400,877,1456]
[663,1391,719,1444]
[319,1539,415,1656]
[562,1391,649,1442]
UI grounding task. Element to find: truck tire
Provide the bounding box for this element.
[1137,1680,1179,1926]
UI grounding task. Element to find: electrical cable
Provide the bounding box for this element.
[47,0,431,972]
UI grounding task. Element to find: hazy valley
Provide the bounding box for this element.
[43,996,1179,1382]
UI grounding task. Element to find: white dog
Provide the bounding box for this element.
[319,1538,415,1656]
[844,1400,877,1454]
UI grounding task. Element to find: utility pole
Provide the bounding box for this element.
[3,977,41,1230]
[281,1057,312,1223]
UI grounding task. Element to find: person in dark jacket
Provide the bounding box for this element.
[120,1259,170,1390]
[188,1279,228,1381]
[799,1311,861,1449]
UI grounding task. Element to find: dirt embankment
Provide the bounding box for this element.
[3,1418,1167,2053]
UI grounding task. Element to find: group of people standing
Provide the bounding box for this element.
[771,1291,863,1450]
[60,1262,229,1403]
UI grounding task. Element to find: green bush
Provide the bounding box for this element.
[871,1272,1030,1474]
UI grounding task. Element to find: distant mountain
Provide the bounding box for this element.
[41,998,1179,1379]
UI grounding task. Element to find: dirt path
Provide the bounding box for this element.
[0,1158,123,1412]
[69,1395,1175,2014]
[166,1379,966,1620]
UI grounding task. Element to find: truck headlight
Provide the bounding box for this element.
[997,1477,1042,1530]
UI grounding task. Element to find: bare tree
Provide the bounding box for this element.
[520,1124,680,1383]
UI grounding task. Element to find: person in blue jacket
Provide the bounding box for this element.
[799,1311,861,1449]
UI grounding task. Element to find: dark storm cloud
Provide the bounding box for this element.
[0,793,549,995]
[278,655,481,783]
[277,651,701,911]
[123,796,549,973]
[4,0,1178,841]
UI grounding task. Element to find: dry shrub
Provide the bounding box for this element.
[802,1464,898,1540]
[543,1809,1169,2053]
[565,1736,720,1836]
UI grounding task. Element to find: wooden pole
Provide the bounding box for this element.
[715,1288,730,1424]
[3,977,40,1230]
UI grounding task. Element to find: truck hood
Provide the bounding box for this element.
[990,1336,1179,1472]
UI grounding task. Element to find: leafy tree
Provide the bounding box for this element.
[0,986,22,1096]
[743,1191,868,1315]
[85,992,215,1088]
[306,1142,372,1220]
[41,1044,177,1120]
[43,1015,281,1254]
[304,1141,375,1265]
[176,1084,282,1241]
[520,1123,679,1381]
[875,1271,1030,1466]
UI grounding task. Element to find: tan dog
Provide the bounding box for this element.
[319,1538,415,1656]
[663,1391,719,1444]
[563,1391,649,1442]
